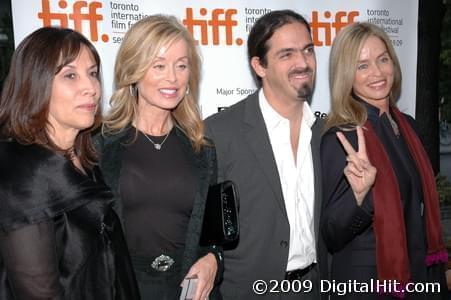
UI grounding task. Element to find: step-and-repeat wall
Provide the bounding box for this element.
[11,0,418,118]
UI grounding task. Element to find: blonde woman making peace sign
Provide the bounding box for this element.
[321,22,449,299]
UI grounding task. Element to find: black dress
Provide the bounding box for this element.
[0,140,140,300]
[320,102,448,299]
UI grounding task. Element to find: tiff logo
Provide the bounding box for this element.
[310,11,359,46]
[183,8,243,46]
[37,0,108,42]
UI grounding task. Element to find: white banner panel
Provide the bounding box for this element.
[11,0,419,118]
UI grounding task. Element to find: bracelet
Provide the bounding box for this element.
[209,245,223,264]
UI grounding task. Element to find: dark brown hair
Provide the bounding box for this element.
[0,27,102,169]
[247,9,311,87]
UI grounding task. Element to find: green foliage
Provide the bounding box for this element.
[440,2,451,121]
[437,174,451,204]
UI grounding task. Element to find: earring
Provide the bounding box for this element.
[129,84,137,97]
[185,86,190,95]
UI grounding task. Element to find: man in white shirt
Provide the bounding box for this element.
[205,9,327,299]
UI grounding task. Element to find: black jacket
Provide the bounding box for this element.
[0,139,139,300]
[320,103,448,299]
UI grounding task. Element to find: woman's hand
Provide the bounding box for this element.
[336,126,377,205]
[182,253,217,300]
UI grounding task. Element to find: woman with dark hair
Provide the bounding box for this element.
[0,27,139,299]
[321,22,449,299]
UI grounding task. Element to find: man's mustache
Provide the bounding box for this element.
[288,67,313,78]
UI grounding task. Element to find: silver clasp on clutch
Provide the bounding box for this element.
[151,254,175,272]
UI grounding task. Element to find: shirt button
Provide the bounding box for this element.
[280,240,288,248]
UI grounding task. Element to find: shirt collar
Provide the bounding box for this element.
[259,89,286,130]
[302,101,316,128]
[351,91,382,122]
[259,89,316,130]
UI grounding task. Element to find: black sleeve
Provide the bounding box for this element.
[201,143,224,284]
[207,139,218,186]
[320,129,374,253]
[204,122,222,183]
[0,221,64,300]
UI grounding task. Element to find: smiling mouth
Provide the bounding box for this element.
[159,88,178,96]
[368,79,387,88]
[288,67,312,80]
[290,73,310,81]
[77,104,97,111]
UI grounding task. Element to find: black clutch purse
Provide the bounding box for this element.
[200,180,239,246]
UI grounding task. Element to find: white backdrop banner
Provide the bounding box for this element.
[11,0,419,118]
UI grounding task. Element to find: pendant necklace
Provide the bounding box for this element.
[142,130,170,150]
[386,112,400,137]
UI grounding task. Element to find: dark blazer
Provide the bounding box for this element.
[320,104,448,299]
[95,126,223,286]
[205,91,327,299]
[0,140,139,300]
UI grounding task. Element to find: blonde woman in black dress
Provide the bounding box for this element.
[98,15,222,300]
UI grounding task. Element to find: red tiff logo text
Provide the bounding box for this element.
[183,8,243,46]
[181,8,359,47]
[37,0,108,42]
[310,10,359,46]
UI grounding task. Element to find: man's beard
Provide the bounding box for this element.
[297,82,313,104]
[288,67,314,104]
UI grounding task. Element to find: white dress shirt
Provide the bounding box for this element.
[259,89,317,271]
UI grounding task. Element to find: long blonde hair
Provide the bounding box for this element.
[103,14,205,151]
[325,22,402,131]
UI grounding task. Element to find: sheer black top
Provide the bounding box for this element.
[120,128,197,257]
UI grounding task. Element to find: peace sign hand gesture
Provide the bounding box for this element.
[336,126,377,206]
